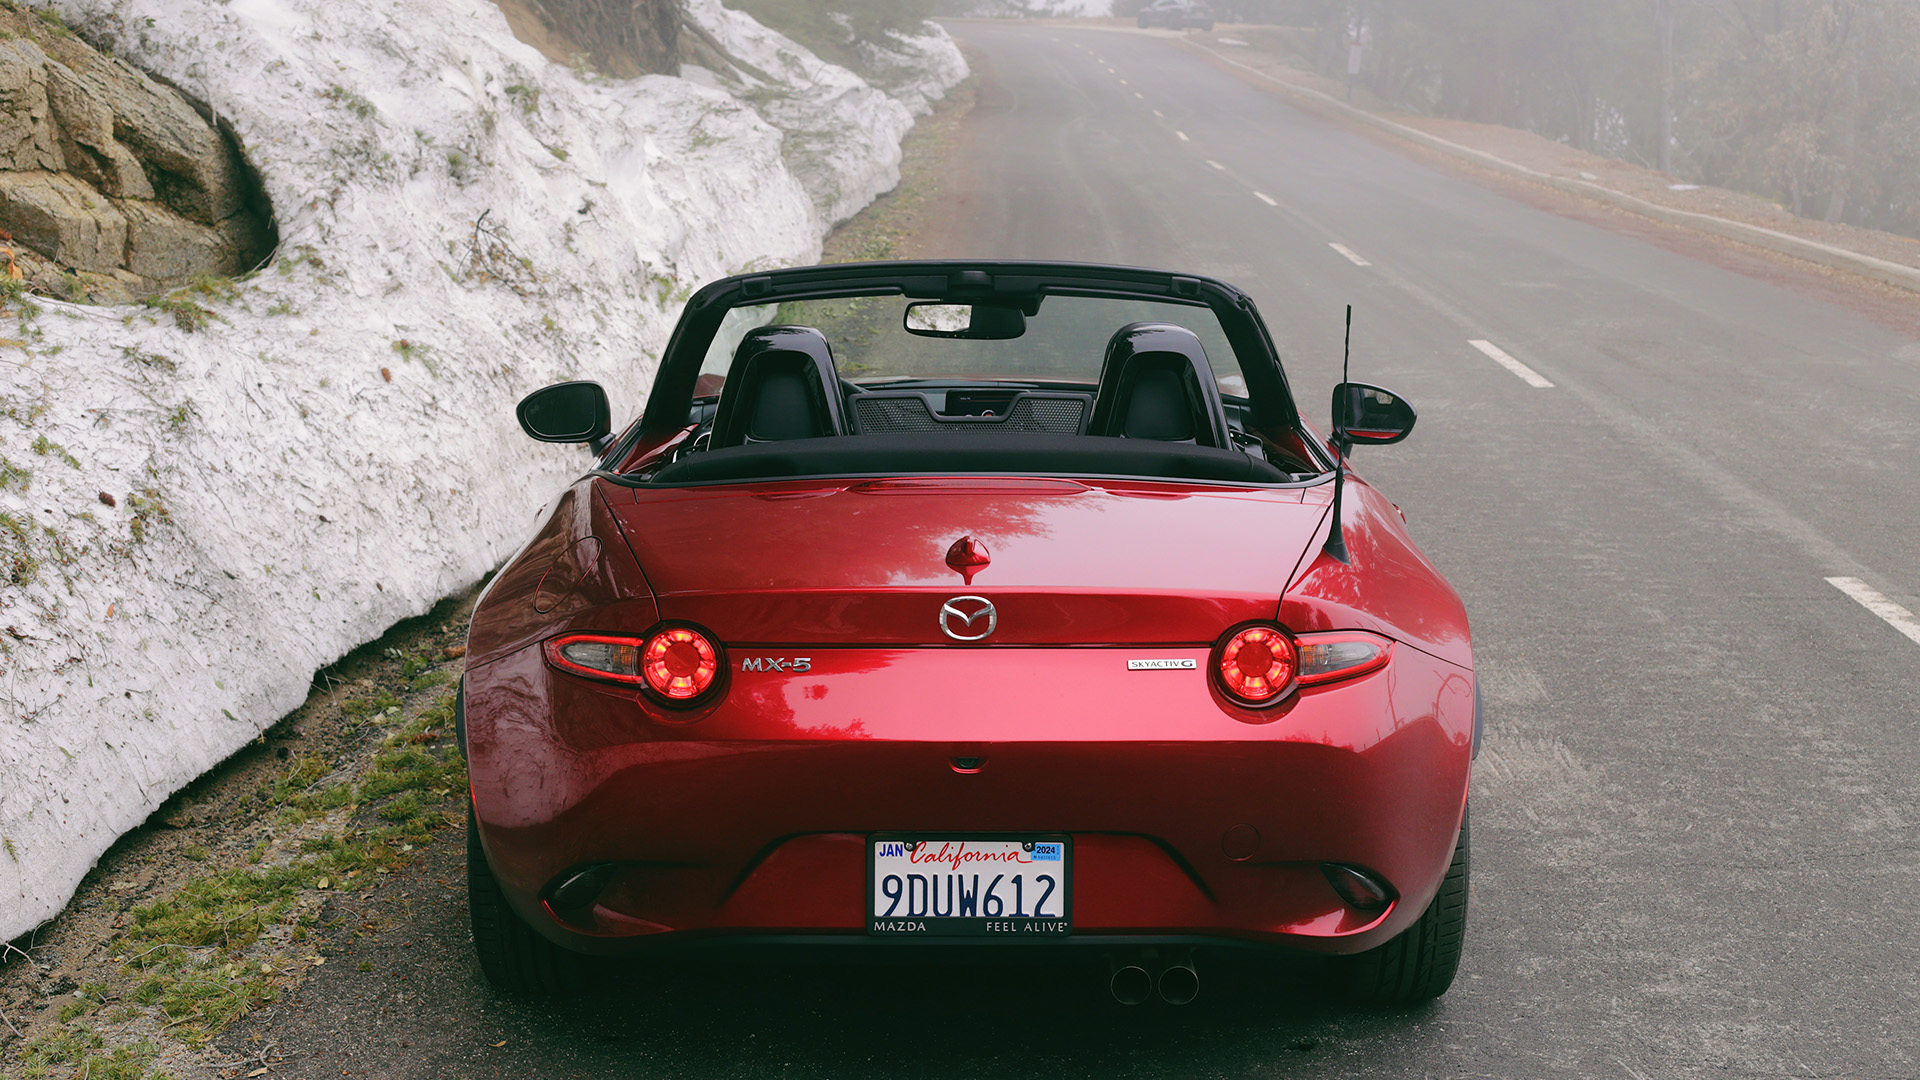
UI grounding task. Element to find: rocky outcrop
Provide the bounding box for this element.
[0,10,274,301]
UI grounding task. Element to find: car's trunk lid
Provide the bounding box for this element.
[608,477,1326,646]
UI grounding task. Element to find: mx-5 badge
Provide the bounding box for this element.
[739,657,811,672]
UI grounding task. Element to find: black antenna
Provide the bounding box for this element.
[1323,305,1353,565]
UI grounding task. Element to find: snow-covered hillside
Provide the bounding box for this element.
[959,0,1114,16]
[0,0,963,943]
[679,0,968,229]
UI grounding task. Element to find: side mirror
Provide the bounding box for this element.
[903,301,1026,340]
[1332,382,1416,447]
[517,381,612,448]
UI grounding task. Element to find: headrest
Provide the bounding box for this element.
[1089,322,1230,448]
[712,326,846,447]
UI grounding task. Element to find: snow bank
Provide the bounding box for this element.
[680,0,969,229]
[858,26,975,119]
[959,0,1114,17]
[0,0,963,943]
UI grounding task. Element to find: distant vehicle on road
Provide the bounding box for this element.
[1137,0,1216,31]
[463,260,1476,1008]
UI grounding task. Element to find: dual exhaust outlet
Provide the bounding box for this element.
[1109,951,1198,1006]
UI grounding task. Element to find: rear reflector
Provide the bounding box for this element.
[544,862,620,928]
[1322,863,1395,911]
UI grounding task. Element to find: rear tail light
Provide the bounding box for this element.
[642,626,720,701]
[1212,626,1393,706]
[544,625,723,706]
[1215,625,1297,705]
[1296,630,1392,686]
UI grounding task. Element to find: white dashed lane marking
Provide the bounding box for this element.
[1206,160,1224,170]
[1176,130,1189,141]
[1329,243,1371,266]
[1152,109,1164,117]
[1253,191,1278,206]
[1469,339,1555,388]
[1827,577,1920,647]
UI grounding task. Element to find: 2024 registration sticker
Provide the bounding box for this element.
[868,837,1071,936]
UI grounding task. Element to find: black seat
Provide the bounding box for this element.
[1088,323,1231,448]
[711,327,847,448]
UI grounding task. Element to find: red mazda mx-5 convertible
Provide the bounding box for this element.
[459,261,1477,1005]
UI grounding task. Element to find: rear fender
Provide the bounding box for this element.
[465,477,660,672]
[1282,476,1472,672]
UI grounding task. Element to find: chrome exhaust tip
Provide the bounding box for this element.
[1156,961,1199,1005]
[1109,964,1153,1006]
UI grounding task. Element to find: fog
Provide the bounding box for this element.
[1082,1,1920,237]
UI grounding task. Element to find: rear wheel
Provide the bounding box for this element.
[1337,806,1469,1005]
[467,804,591,995]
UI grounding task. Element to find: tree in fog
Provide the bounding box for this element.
[1680,0,1920,228]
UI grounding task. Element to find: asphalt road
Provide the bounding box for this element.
[236,24,1920,1080]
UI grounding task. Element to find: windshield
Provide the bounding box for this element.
[698,293,1250,398]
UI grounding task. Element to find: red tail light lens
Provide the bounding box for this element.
[1296,630,1393,686]
[642,626,719,701]
[544,626,723,706]
[1215,625,1297,705]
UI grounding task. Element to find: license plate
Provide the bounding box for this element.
[867,834,1072,937]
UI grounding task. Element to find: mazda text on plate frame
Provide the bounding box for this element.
[460,261,1477,1006]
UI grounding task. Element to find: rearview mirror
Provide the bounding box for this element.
[903,301,1026,340]
[1331,382,1416,446]
[517,381,612,447]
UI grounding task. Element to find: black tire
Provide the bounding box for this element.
[467,803,592,995]
[1337,807,1469,1005]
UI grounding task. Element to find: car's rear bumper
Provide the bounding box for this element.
[466,642,1472,957]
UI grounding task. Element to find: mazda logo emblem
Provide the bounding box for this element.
[939,596,997,642]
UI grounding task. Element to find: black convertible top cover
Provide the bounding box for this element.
[648,433,1292,485]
